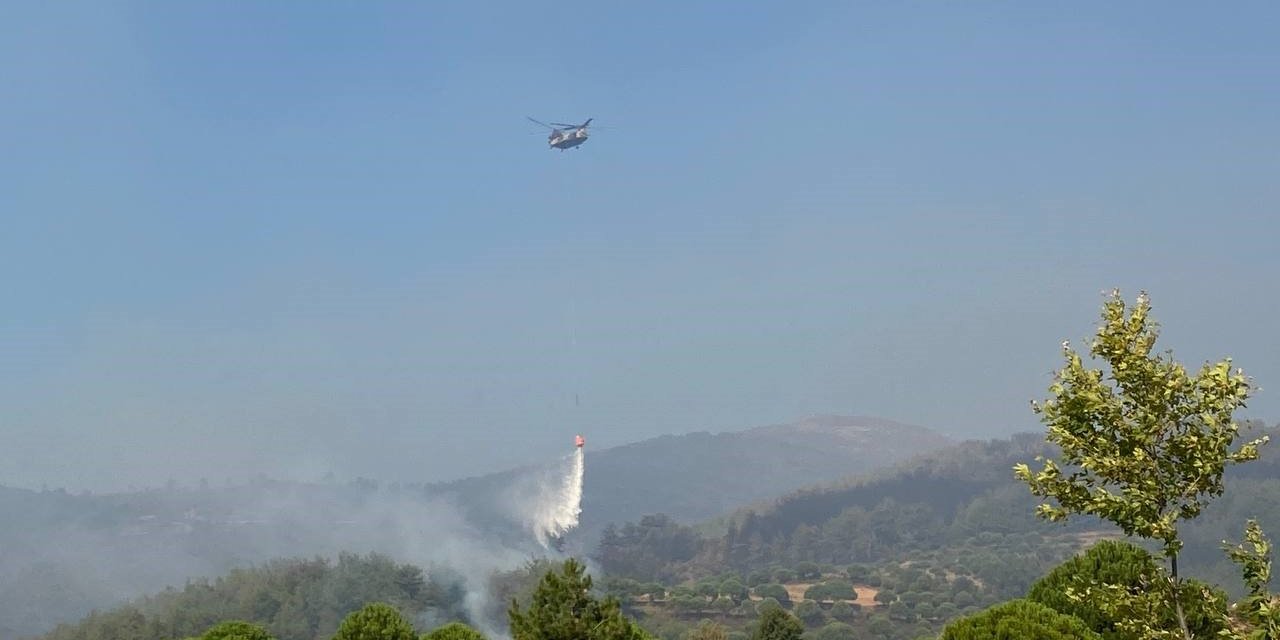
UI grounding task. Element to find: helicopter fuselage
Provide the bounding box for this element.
[549,129,588,150]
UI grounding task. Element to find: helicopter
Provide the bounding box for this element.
[527,117,593,151]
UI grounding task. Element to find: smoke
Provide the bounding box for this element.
[0,446,589,639]
[508,447,585,548]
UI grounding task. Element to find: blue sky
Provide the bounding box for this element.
[3,2,1279,491]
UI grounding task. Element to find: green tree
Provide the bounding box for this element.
[424,622,486,640]
[940,599,1100,640]
[791,600,824,626]
[755,598,783,616]
[751,608,803,640]
[1027,540,1225,640]
[802,582,853,603]
[752,584,790,604]
[507,559,648,640]
[827,601,858,620]
[333,603,416,640]
[844,565,870,583]
[865,615,891,639]
[719,578,749,602]
[1222,520,1280,640]
[807,622,856,640]
[200,621,275,640]
[683,620,728,640]
[1014,290,1267,639]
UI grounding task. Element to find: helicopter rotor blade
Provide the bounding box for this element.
[526,117,556,130]
[549,118,593,129]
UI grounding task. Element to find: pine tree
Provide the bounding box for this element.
[507,559,649,640]
[332,603,416,640]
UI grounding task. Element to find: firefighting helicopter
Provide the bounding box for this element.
[527,117,593,151]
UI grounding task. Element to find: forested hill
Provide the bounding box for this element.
[32,553,467,640]
[0,415,947,638]
[432,415,952,542]
[596,423,1280,595]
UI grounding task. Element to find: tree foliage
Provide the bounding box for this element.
[802,581,853,603]
[197,621,275,640]
[940,599,1100,640]
[683,620,728,640]
[332,603,417,640]
[752,584,790,603]
[750,607,803,640]
[1014,290,1267,639]
[424,622,487,640]
[39,553,456,640]
[1027,540,1225,640]
[1014,290,1265,557]
[1222,520,1280,640]
[508,559,649,640]
[806,622,857,640]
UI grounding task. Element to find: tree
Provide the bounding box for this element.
[719,578,749,602]
[751,607,802,640]
[696,580,720,600]
[1014,290,1267,639]
[940,599,1100,640]
[1222,520,1280,640]
[803,581,853,603]
[795,563,821,580]
[808,622,857,640]
[755,598,783,616]
[507,558,648,640]
[199,621,275,640]
[1026,540,1225,640]
[791,600,824,626]
[828,601,859,620]
[752,584,790,604]
[844,565,870,583]
[683,620,728,640]
[424,622,486,640]
[865,615,892,639]
[333,603,417,640]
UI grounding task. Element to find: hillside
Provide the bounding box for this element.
[21,424,1279,640]
[595,423,1280,594]
[433,415,952,545]
[0,415,947,638]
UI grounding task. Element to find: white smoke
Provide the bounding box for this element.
[2,445,590,638]
[512,447,584,548]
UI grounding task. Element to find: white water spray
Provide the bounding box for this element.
[528,446,585,548]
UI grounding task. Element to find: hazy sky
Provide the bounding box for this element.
[3,2,1279,492]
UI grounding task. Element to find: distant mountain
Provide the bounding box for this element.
[433,415,953,544]
[0,415,949,638]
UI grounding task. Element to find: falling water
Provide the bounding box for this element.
[530,446,584,548]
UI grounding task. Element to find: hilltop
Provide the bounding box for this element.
[433,415,951,544]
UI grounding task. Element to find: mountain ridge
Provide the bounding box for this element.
[0,414,950,638]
